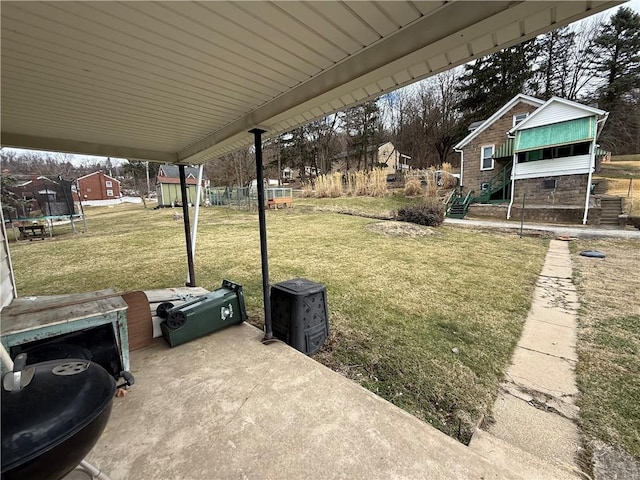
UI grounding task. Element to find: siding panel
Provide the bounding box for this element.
[1,217,17,309]
[522,103,594,129]
[513,155,591,180]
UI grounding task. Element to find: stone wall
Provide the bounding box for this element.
[510,205,601,225]
[466,203,602,225]
[461,102,539,193]
[467,204,509,219]
[513,174,589,206]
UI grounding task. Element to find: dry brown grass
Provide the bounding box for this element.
[424,175,438,198]
[301,182,314,197]
[366,221,439,237]
[572,239,640,460]
[349,171,368,196]
[368,168,388,197]
[9,202,548,445]
[315,173,343,198]
[440,171,459,190]
[404,178,423,196]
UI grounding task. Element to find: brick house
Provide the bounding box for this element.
[452,94,609,224]
[76,171,121,201]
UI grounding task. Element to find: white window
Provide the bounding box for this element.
[105,180,113,187]
[513,113,529,127]
[106,189,114,197]
[481,145,494,171]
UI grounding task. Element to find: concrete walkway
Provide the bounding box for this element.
[470,240,584,479]
[445,217,640,240]
[88,323,525,480]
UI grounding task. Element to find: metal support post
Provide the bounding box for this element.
[250,128,273,342]
[178,165,196,287]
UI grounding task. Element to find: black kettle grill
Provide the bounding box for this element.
[1,353,116,480]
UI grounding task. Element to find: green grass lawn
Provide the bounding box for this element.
[8,202,548,443]
[571,239,640,461]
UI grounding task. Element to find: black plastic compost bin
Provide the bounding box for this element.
[270,278,329,355]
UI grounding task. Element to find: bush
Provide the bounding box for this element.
[301,183,314,198]
[368,168,388,197]
[396,201,445,227]
[404,178,422,196]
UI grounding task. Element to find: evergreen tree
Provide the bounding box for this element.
[589,7,640,110]
[456,40,538,123]
[342,101,383,171]
[280,127,312,180]
[534,27,577,99]
[588,7,640,153]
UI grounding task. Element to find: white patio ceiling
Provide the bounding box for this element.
[1,1,621,165]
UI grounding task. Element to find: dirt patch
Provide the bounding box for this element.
[366,221,439,237]
[592,439,640,480]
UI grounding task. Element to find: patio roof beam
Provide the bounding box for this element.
[0,132,177,164]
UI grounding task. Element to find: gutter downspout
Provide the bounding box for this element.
[454,149,464,188]
[507,143,517,219]
[583,116,606,225]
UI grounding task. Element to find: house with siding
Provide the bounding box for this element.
[331,142,410,176]
[76,171,121,201]
[156,165,205,207]
[452,94,610,224]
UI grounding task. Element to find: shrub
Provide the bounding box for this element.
[315,175,331,198]
[301,183,314,198]
[396,201,445,227]
[368,168,388,197]
[440,171,459,189]
[312,173,343,198]
[330,173,343,197]
[424,175,438,198]
[350,171,368,196]
[404,178,422,196]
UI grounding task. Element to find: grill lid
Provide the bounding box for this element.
[1,358,116,472]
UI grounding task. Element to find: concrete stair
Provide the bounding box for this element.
[592,179,608,195]
[599,196,623,226]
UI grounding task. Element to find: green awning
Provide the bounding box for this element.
[493,138,514,158]
[514,117,596,152]
[595,147,609,157]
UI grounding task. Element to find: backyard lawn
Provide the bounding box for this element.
[8,201,548,443]
[571,239,640,461]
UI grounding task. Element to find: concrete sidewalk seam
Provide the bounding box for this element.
[500,387,577,422]
[527,318,576,329]
[503,376,578,406]
[516,345,578,363]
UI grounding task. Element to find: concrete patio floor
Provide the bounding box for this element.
[86,323,520,480]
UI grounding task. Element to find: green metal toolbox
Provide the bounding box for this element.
[160,280,247,348]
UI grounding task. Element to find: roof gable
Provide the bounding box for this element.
[158,164,200,179]
[76,171,121,183]
[454,94,544,149]
[510,96,607,133]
